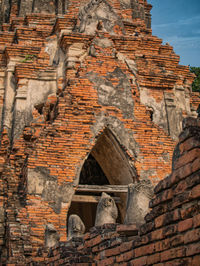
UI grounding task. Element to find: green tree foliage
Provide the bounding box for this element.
[190,66,200,92]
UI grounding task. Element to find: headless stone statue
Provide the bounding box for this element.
[45,224,60,248]
[67,214,85,240]
[95,192,118,226]
[124,181,154,226]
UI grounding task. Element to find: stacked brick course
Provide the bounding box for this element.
[0,0,199,264]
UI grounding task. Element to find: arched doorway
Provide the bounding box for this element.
[68,154,112,232]
[68,128,137,232]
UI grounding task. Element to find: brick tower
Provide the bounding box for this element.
[0,0,199,264]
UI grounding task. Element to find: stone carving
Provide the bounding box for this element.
[45,224,60,248]
[124,181,154,226]
[95,192,118,226]
[76,0,124,35]
[67,214,85,240]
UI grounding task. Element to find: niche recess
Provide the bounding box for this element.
[68,128,137,232]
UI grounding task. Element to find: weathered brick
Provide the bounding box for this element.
[150,188,173,208]
[186,242,200,256]
[174,179,188,195]
[83,232,90,241]
[184,228,200,244]
[146,203,169,222]
[191,157,200,173]
[162,224,178,238]
[135,243,155,257]
[129,256,147,266]
[154,240,166,253]
[163,257,192,266]
[115,253,124,263]
[179,136,200,154]
[155,209,180,228]
[172,190,191,209]
[104,246,121,257]
[146,253,160,265]
[160,246,186,262]
[154,175,172,194]
[178,218,193,232]
[191,255,200,266]
[85,235,102,248]
[191,184,200,199]
[176,162,192,180]
[119,241,133,253]
[180,202,200,219]
[139,234,150,246]
[185,171,200,187]
[98,256,115,265]
[167,234,184,248]
[174,148,200,170]
[117,224,138,236]
[140,221,155,235]
[122,250,135,262]
[193,213,200,228]
[151,228,163,241]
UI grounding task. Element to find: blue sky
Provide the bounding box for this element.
[148,0,200,67]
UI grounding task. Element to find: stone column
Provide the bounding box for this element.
[2,61,17,138]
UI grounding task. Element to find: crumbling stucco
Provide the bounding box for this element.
[28,167,75,213]
[13,78,57,139]
[87,67,134,119]
[66,42,88,69]
[139,86,194,140]
[91,113,139,158]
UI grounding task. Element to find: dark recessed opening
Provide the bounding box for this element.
[149,110,153,121]
[35,103,44,115]
[68,153,122,232]
[79,154,109,186]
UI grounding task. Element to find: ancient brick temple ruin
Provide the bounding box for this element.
[0,0,200,265]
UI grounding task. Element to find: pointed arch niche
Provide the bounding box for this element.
[68,128,137,232]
